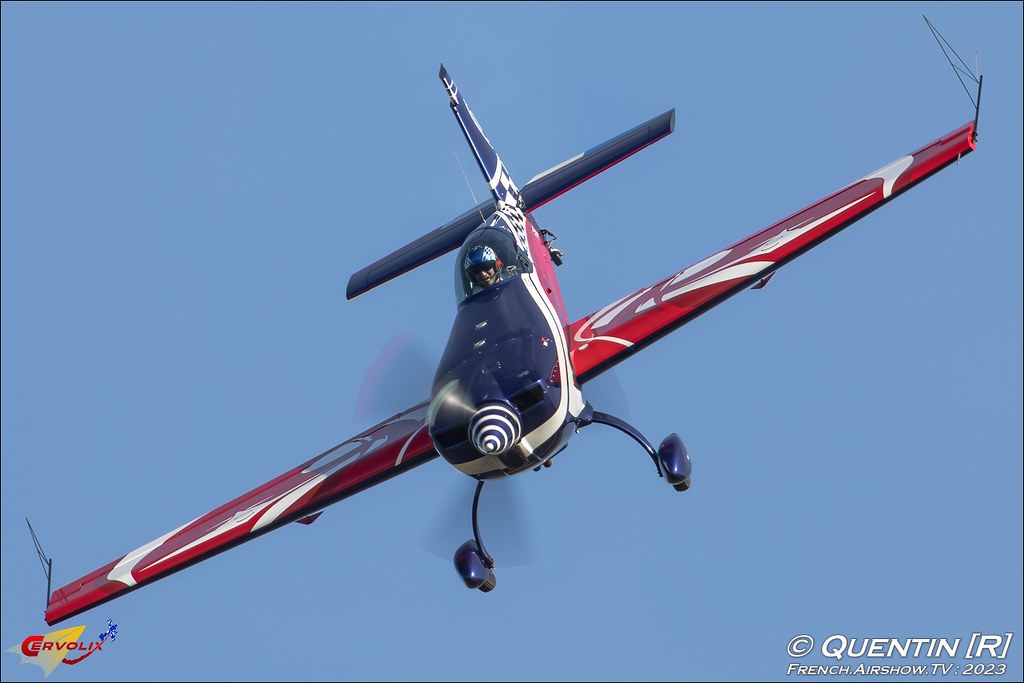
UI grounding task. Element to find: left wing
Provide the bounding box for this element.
[45,402,435,625]
[569,122,976,383]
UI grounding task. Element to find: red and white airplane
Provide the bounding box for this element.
[42,58,979,623]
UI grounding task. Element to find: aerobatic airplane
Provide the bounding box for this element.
[40,53,980,623]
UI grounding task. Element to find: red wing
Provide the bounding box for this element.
[45,402,436,625]
[569,122,976,383]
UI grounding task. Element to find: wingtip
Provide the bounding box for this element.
[439,63,448,80]
[345,278,362,300]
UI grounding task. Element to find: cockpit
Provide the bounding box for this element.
[454,225,532,302]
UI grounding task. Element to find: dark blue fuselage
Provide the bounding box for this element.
[428,276,573,478]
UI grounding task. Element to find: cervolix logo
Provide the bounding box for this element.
[5,619,117,677]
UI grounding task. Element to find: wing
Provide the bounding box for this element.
[569,122,977,383]
[44,402,436,625]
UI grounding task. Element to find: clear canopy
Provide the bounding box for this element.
[454,226,532,302]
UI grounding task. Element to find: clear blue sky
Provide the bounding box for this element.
[3,3,1021,681]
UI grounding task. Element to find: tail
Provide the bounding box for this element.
[439,64,523,211]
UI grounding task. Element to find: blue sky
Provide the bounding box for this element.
[3,3,1021,681]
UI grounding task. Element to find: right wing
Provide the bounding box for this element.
[569,122,977,383]
[45,402,436,625]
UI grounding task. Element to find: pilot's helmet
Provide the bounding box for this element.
[464,245,502,280]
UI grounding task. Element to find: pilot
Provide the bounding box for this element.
[465,245,504,291]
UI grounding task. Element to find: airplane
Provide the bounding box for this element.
[40,52,980,623]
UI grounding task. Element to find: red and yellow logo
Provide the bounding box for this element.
[6,620,117,677]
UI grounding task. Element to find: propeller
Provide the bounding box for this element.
[420,473,538,568]
[580,366,632,421]
[353,329,437,423]
[354,329,630,571]
[353,329,537,567]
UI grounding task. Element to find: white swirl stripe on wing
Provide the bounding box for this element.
[662,250,732,291]
[572,295,639,348]
[662,261,775,301]
[858,155,913,199]
[252,434,405,533]
[253,475,329,532]
[591,289,649,329]
[302,440,361,474]
[575,193,875,345]
[302,435,390,475]
[395,424,426,466]
[663,194,873,301]
[144,487,308,571]
[106,518,199,587]
[141,425,410,573]
[636,298,657,314]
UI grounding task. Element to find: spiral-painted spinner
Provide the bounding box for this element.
[469,403,522,455]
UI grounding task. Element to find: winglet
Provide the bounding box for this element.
[973,74,983,142]
[923,15,983,141]
[26,518,54,614]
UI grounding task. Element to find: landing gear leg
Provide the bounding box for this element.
[577,411,692,491]
[453,480,497,592]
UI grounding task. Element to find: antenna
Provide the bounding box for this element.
[453,150,487,224]
[26,518,53,610]
[923,15,983,140]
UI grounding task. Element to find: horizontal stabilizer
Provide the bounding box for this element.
[346,109,675,299]
[346,201,493,301]
[522,108,675,211]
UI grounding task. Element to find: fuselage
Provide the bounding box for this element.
[428,207,587,478]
